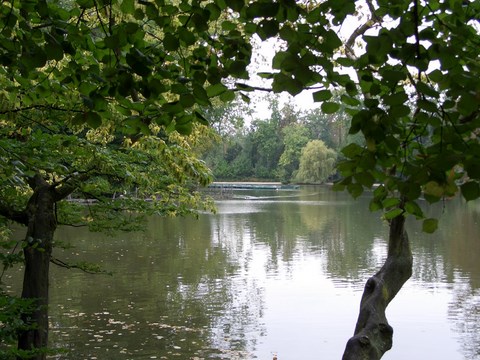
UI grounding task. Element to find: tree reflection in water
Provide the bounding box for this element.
[3,186,479,359]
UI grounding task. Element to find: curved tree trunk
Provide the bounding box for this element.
[17,180,57,360]
[342,215,413,360]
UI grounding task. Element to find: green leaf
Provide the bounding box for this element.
[206,83,228,97]
[382,69,405,84]
[384,91,408,106]
[458,93,478,116]
[178,28,196,46]
[272,73,302,95]
[465,160,480,180]
[86,112,102,128]
[175,121,193,135]
[324,30,342,52]
[347,183,363,198]
[246,2,279,18]
[321,102,340,114]
[369,200,382,212]
[416,81,439,98]
[126,52,151,77]
[418,99,439,113]
[22,46,47,69]
[180,93,195,108]
[45,34,64,61]
[389,104,411,118]
[225,0,244,12]
[422,218,438,233]
[72,113,85,125]
[382,197,400,208]
[227,60,248,77]
[428,69,444,83]
[120,0,135,14]
[76,0,94,8]
[206,3,221,20]
[240,92,250,103]
[373,185,387,199]
[257,72,274,79]
[220,90,235,102]
[221,20,237,31]
[340,95,360,106]
[312,90,332,102]
[384,208,403,220]
[354,172,375,187]
[461,182,480,201]
[163,33,180,51]
[341,143,363,158]
[424,181,444,197]
[194,111,209,125]
[405,201,424,218]
[257,19,279,40]
[193,85,210,106]
[272,51,288,70]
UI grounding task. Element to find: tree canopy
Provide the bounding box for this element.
[0,0,479,358]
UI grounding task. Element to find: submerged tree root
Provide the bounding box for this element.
[343,216,413,360]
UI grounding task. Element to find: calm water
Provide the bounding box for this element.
[4,186,480,359]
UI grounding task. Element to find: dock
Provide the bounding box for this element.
[207,182,299,190]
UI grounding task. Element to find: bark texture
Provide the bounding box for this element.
[342,216,413,360]
[17,177,57,360]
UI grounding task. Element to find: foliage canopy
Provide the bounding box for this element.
[0,0,479,357]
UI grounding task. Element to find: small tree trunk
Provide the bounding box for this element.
[342,215,413,360]
[17,183,57,360]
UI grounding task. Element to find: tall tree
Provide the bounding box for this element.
[248,118,284,179]
[277,123,310,181]
[295,140,337,183]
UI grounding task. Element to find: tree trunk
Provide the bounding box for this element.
[17,183,57,360]
[342,215,413,360]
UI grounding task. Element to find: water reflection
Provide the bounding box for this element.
[3,186,479,359]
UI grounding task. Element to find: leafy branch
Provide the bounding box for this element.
[0,105,83,115]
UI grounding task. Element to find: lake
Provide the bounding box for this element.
[3,186,480,359]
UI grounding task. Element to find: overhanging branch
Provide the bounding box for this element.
[0,200,28,225]
[0,105,83,115]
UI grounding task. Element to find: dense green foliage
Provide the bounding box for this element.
[201,96,350,182]
[209,0,479,230]
[0,0,479,357]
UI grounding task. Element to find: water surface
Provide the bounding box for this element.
[4,186,480,359]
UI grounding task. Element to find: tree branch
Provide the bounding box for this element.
[50,257,111,275]
[0,200,28,225]
[52,171,93,202]
[345,0,383,60]
[0,105,83,115]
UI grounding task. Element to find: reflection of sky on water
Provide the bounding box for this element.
[211,190,479,360]
[4,187,479,359]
